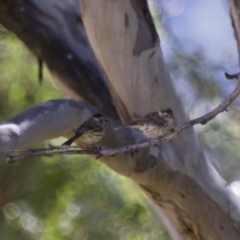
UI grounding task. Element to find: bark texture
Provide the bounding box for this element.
[80,1,240,239]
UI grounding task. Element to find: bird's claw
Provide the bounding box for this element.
[148,139,159,147]
[84,145,102,151]
[125,147,135,159]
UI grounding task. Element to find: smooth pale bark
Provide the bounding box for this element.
[0,100,96,152]
[0,100,141,153]
[80,0,240,239]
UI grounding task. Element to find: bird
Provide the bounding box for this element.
[62,113,107,147]
[115,109,174,139]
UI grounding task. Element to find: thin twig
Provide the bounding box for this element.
[7,72,240,163]
[7,148,98,164]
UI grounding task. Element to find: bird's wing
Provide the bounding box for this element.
[130,117,159,126]
[130,112,162,126]
[130,117,150,125]
[75,118,102,135]
[145,112,166,125]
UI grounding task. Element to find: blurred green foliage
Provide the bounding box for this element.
[0,28,170,240]
[0,27,62,120]
[167,48,240,182]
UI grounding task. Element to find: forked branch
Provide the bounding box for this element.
[7,72,240,163]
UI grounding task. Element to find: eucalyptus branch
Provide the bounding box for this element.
[7,72,240,163]
[7,147,98,163]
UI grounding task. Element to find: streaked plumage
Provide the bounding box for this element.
[62,113,106,146]
[116,109,174,139]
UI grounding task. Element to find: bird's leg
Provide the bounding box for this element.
[148,139,153,146]
[125,146,135,159]
[95,145,103,157]
[156,137,163,150]
[157,144,162,151]
[84,144,91,149]
[94,145,102,153]
[84,144,101,152]
[148,138,159,147]
[96,145,102,151]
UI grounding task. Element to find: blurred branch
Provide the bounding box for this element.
[7,72,240,163]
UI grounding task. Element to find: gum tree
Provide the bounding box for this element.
[0,0,240,239]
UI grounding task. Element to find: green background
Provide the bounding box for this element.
[0,28,170,240]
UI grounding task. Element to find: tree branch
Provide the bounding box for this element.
[7,72,240,163]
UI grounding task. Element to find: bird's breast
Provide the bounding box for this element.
[81,131,104,144]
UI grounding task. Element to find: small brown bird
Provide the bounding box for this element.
[116,109,174,139]
[62,113,107,147]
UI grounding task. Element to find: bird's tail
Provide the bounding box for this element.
[61,134,79,146]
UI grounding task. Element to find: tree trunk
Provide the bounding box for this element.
[79,1,240,239]
[0,0,118,119]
